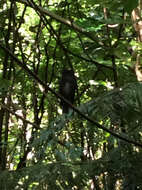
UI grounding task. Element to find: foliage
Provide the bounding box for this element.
[0,0,141,189]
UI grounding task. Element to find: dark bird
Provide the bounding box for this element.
[59,69,77,113]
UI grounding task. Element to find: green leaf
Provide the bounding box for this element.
[124,0,138,14]
[0,79,11,96]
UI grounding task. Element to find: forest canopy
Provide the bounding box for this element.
[0,0,142,189]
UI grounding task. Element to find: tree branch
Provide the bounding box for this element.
[15,0,99,42]
[0,44,142,148]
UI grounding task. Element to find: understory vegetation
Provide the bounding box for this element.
[0,0,142,189]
